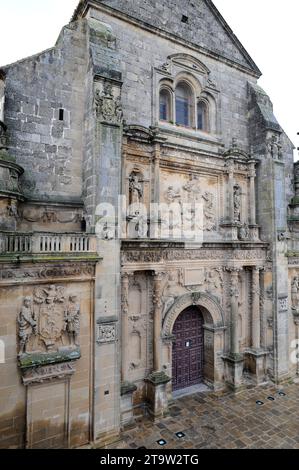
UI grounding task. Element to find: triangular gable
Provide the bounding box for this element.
[73,0,261,76]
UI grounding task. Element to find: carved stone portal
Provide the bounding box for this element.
[17,285,81,369]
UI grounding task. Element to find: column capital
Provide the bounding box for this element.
[153,271,167,282]
[121,271,134,281]
[252,266,264,272]
[225,266,241,274]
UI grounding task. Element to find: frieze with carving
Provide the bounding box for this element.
[122,248,267,264]
[1,264,95,282]
[17,285,81,369]
[22,362,76,386]
[21,207,83,224]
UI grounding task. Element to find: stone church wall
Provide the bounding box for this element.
[0,267,94,449]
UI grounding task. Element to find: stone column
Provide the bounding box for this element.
[121,272,130,382]
[229,268,240,356]
[150,142,161,239]
[146,271,170,419]
[222,267,244,390]
[293,313,299,377]
[120,274,137,426]
[252,267,261,350]
[249,164,257,225]
[227,159,235,222]
[153,272,164,372]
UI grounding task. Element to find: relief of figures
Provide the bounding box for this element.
[18,297,37,356]
[202,191,216,231]
[17,285,81,366]
[183,175,202,202]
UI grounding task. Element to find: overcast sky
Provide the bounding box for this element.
[0,0,298,155]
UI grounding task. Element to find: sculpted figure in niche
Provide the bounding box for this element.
[135,211,148,238]
[129,173,143,205]
[7,199,19,219]
[64,295,80,347]
[162,273,178,316]
[115,96,123,123]
[239,223,250,241]
[18,297,37,356]
[233,184,242,222]
[202,191,216,231]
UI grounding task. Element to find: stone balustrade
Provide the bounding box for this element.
[0,232,97,255]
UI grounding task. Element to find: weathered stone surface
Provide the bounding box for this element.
[0,0,297,450]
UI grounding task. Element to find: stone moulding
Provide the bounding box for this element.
[18,347,81,370]
[162,291,225,338]
[22,362,76,386]
[121,247,268,264]
[121,381,137,396]
[145,371,171,386]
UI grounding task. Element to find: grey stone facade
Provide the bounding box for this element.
[0,0,297,449]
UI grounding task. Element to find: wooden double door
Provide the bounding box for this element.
[172,307,204,391]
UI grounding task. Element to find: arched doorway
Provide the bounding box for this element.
[172,306,204,391]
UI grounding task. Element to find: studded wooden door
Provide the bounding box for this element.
[172,307,204,391]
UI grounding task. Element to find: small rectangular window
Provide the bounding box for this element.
[181,15,189,24]
[59,109,64,121]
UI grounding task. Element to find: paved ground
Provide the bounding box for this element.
[114,382,299,449]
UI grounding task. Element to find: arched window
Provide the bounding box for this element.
[175,82,193,127]
[159,89,171,122]
[197,100,209,131]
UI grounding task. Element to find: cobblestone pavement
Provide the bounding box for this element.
[114,383,299,449]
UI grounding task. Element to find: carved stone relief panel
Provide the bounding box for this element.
[96,324,117,344]
[17,285,81,369]
[95,80,123,125]
[127,273,148,377]
[125,162,150,239]
[160,170,219,232]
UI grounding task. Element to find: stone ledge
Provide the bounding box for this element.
[145,371,171,386]
[97,316,118,324]
[0,253,101,264]
[121,381,137,396]
[222,353,244,364]
[18,347,81,369]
